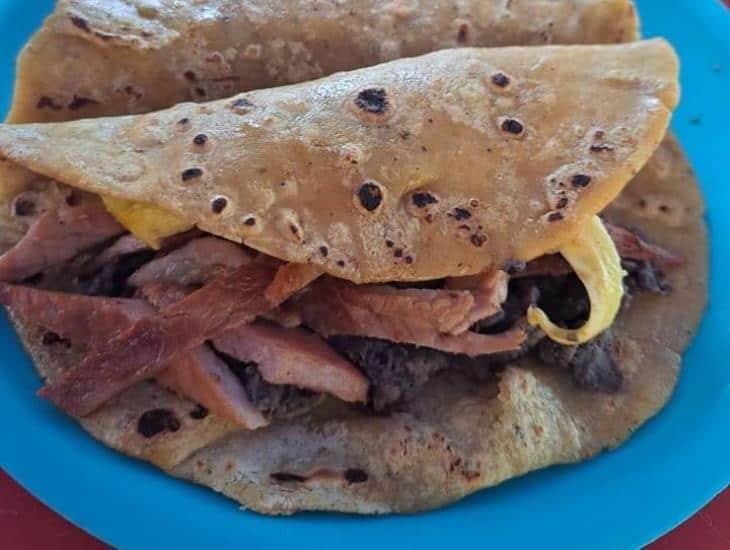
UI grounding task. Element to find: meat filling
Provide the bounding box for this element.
[217,351,324,420]
[329,336,452,412]
[0,203,681,418]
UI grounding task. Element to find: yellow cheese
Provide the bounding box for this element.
[527,216,625,345]
[101,196,192,249]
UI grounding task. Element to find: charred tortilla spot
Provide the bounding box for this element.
[394,248,403,258]
[385,240,394,248]
[211,196,228,214]
[68,95,99,111]
[452,207,471,221]
[275,209,304,243]
[501,118,524,134]
[457,23,469,44]
[231,97,254,115]
[181,168,203,181]
[270,472,307,483]
[457,224,472,239]
[183,70,197,82]
[404,255,414,264]
[355,88,388,114]
[193,133,208,146]
[571,174,592,188]
[319,245,329,257]
[189,404,209,419]
[411,191,439,208]
[556,197,569,209]
[42,331,70,347]
[123,85,143,100]
[344,468,368,483]
[12,198,36,217]
[177,117,190,127]
[470,233,487,247]
[356,182,383,212]
[137,409,180,438]
[36,96,62,111]
[195,87,207,98]
[547,211,564,222]
[70,15,90,32]
[590,144,614,153]
[491,72,511,87]
[336,260,346,267]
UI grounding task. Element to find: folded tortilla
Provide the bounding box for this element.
[1,0,640,251]
[6,0,639,123]
[6,134,707,513]
[0,40,678,283]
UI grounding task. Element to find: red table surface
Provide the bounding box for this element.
[2,1,729,548]
[0,468,727,549]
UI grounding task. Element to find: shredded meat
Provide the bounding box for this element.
[265,262,322,304]
[38,260,307,416]
[536,330,622,392]
[605,222,685,270]
[0,283,266,427]
[514,223,685,281]
[0,194,123,282]
[138,283,191,309]
[213,322,368,403]
[295,277,523,357]
[156,346,267,429]
[88,234,150,271]
[329,336,452,411]
[0,283,150,349]
[128,236,252,288]
[221,355,323,420]
[75,249,155,297]
[9,218,682,416]
[622,259,672,294]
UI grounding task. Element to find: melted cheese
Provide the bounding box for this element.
[527,216,625,345]
[101,196,192,249]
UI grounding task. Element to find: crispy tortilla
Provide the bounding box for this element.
[6,0,639,124]
[0,41,678,282]
[6,133,707,513]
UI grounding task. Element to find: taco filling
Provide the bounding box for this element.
[0,199,683,422]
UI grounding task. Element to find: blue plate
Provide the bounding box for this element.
[1,1,728,548]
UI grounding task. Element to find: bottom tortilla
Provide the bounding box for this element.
[7,134,707,514]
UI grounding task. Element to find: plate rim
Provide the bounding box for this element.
[1,1,729,548]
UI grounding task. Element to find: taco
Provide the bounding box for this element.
[0,40,707,514]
